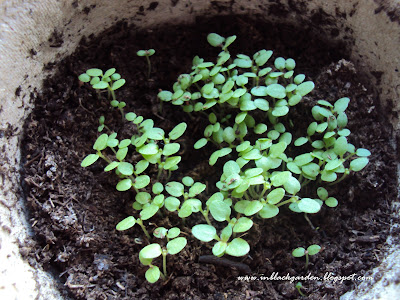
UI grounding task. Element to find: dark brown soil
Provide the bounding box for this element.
[21,15,398,300]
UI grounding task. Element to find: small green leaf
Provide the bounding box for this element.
[104,161,119,172]
[274,57,286,70]
[210,148,232,166]
[272,106,289,117]
[292,247,306,257]
[350,157,369,171]
[307,245,321,256]
[134,175,150,189]
[233,217,253,233]
[92,81,109,89]
[152,182,164,194]
[78,73,91,82]
[321,170,338,182]
[294,137,308,146]
[210,200,231,222]
[287,162,301,174]
[140,243,162,259]
[138,143,159,155]
[165,197,180,212]
[162,143,180,156]
[167,228,181,239]
[266,84,286,99]
[158,91,173,101]
[337,112,348,128]
[81,154,100,167]
[153,227,168,239]
[298,198,321,213]
[356,148,371,157]
[268,130,280,140]
[166,181,184,197]
[296,81,314,96]
[188,182,206,197]
[267,188,285,205]
[285,58,296,70]
[135,160,149,174]
[181,176,194,187]
[192,224,217,242]
[167,237,187,255]
[269,141,287,158]
[136,192,151,205]
[116,178,132,191]
[251,86,268,97]
[145,266,161,283]
[288,95,302,106]
[283,177,301,195]
[334,136,348,156]
[226,238,250,257]
[207,33,225,47]
[93,134,109,151]
[317,187,329,200]
[325,159,343,171]
[223,35,237,49]
[111,73,121,81]
[234,58,252,68]
[302,163,320,178]
[111,79,126,90]
[271,171,292,187]
[294,153,314,166]
[178,202,193,218]
[244,200,263,216]
[254,98,270,111]
[212,241,227,257]
[147,128,165,140]
[334,97,350,113]
[253,49,273,66]
[118,139,131,149]
[325,197,338,207]
[116,216,136,231]
[140,204,159,220]
[169,123,187,140]
[259,204,279,218]
[90,76,100,85]
[194,138,208,149]
[164,156,181,170]
[223,127,236,143]
[153,194,164,207]
[242,148,262,160]
[86,68,103,77]
[103,68,116,78]
[118,162,134,176]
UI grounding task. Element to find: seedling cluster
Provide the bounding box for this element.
[79,33,370,283]
[292,244,322,270]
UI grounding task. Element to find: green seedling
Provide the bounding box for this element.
[78,68,126,117]
[192,222,252,257]
[139,229,187,283]
[295,282,306,297]
[116,216,151,240]
[137,49,155,79]
[79,33,370,284]
[292,244,321,270]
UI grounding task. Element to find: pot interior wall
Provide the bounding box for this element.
[0,0,399,299]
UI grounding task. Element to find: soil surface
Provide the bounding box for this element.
[21,16,398,300]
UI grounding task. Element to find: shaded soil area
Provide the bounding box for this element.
[21,16,398,299]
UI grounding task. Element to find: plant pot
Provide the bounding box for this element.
[0,0,399,299]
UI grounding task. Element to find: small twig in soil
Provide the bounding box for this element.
[24,152,42,167]
[349,235,380,243]
[199,255,252,274]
